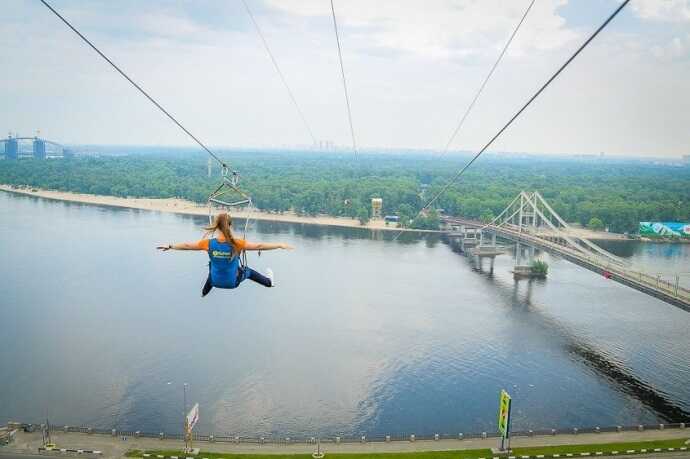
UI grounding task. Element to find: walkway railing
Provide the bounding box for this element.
[35,421,687,445]
[491,224,690,304]
[444,217,690,311]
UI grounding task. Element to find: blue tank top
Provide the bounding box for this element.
[207,238,243,289]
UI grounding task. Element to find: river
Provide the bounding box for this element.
[1,191,689,439]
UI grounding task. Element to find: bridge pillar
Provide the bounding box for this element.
[515,241,521,265]
[513,241,537,279]
[514,242,535,265]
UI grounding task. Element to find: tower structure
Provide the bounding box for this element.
[371,198,382,219]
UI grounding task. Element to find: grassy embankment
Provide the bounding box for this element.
[126,438,689,459]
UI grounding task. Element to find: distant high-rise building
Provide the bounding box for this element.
[5,137,18,160]
[316,140,335,151]
[683,155,690,165]
[33,138,46,159]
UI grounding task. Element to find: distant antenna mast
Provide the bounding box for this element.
[207,158,212,178]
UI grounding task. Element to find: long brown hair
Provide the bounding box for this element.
[205,212,236,252]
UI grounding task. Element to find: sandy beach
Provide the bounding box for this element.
[0,184,424,232]
[0,185,633,240]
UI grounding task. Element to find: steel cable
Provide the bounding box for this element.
[39,0,228,168]
[330,0,358,155]
[395,0,631,240]
[241,0,317,146]
[437,0,536,159]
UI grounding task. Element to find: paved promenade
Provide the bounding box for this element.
[2,429,689,458]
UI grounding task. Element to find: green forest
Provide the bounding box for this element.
[1,149,689,233]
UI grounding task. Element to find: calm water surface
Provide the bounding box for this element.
[1,192,689,438]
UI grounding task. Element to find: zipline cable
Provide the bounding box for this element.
[241,0,317,146]
[39,0,228,168]
[437,0,536,159]
[330,0,358,155]
[394,0,631,240]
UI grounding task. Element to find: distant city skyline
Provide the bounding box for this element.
[2,0,690,157]
[5,136,688,166]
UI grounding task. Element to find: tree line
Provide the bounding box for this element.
[1,150,688,233]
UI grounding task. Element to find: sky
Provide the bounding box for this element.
[2,0,690,157]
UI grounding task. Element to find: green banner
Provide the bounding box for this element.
[640,222,690,239]
[498,390,511,438]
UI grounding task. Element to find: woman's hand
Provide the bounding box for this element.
[157,244,172,251]
[244,242,294,251]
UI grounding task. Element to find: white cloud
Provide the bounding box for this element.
[631,0,690,22]
[135,13,208,42]
[2,0,690,156]
[652,33,690,60]
[267,0,579,61]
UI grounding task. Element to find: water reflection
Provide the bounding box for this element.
[1,192,689,439]
[450,243,690,424]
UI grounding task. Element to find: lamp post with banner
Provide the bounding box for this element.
[498,390,512,452]
[185,402,199,454]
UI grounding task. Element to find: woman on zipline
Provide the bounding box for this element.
[157,212,293,296]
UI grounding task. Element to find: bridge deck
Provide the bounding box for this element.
[444,217,690,313]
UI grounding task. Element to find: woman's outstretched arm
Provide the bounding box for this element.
[156,241,205,251]
[243,242,293,251]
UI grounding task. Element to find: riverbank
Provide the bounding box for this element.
[4,427,689,458]
[0,185,432,233]
[556,227,629,241]
[127,438,690,459]
[0,185,672,242]
[128,438,690,459]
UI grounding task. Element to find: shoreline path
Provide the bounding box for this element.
[4,429,689,458]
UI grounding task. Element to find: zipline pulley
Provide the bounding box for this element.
[207,166,256,265]
[208,166,252,211]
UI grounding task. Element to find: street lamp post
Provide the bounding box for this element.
[167,382,191,453]
[183,383,190,453]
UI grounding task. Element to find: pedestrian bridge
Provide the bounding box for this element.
[443,191,690,313]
